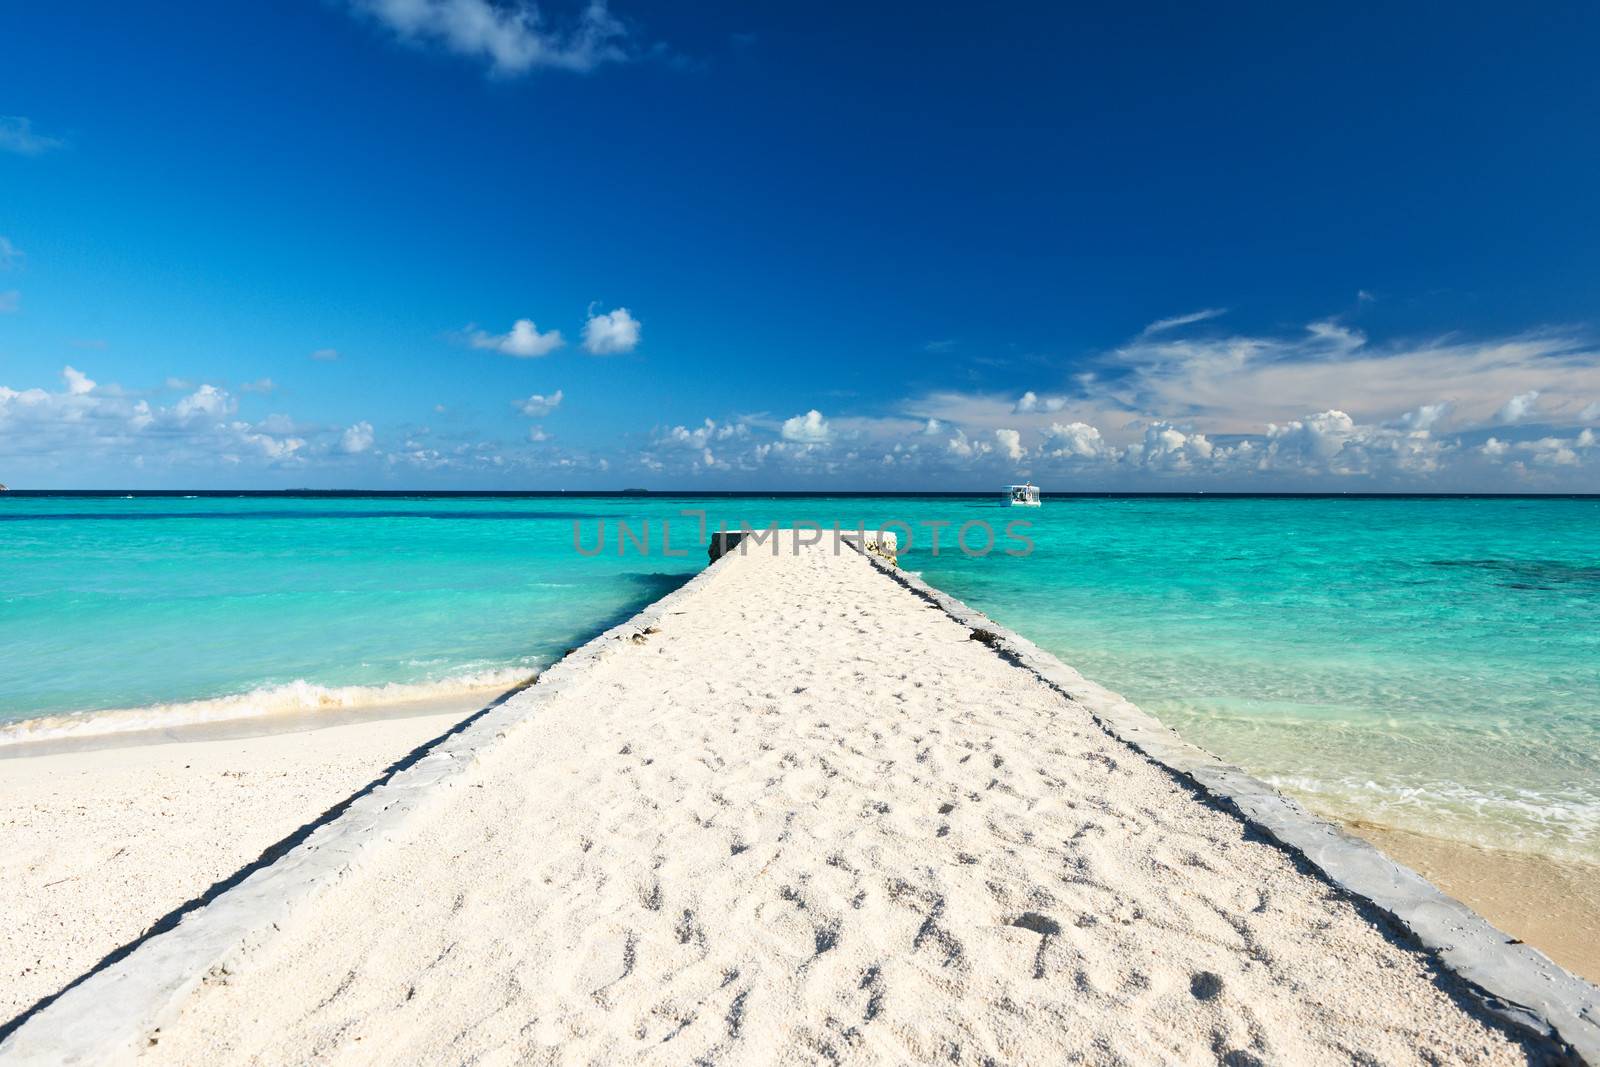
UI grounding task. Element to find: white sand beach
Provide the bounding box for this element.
[0,702,485,1023]
[1,536,1557,1065]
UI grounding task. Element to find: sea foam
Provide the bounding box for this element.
[0,667,535,747]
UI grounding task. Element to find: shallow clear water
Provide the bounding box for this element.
[2,493,1596,862]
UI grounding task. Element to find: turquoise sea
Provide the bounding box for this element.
[2,493,1596,864]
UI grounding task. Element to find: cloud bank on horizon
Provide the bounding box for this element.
[4,310,1598,490]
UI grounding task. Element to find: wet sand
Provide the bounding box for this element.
[1348,822,1600,985]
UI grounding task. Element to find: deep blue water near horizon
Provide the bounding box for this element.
[2,493,1596,864]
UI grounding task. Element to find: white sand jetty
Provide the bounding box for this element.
[3,532,1597,1065]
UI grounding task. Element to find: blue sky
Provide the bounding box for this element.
[2,1,1598,490]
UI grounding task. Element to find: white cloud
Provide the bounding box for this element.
[231,425,306,461]
[173,384,235,419]
[1398,402,1450,431]
[241,378,275,394]
[347,0,629,76]
[1102,324,1600,433]
[0,290,19,314]
[1484,429,1599,469]
[469,318,564,358]
[806,404,1456,483]
[665,421,712,448]
[638,416,765,475]
[1013,391,1067,414]
[339,421,376,454]
[769,314,1594,485]
[1528,439,1579,467]
[1261,410,1444,476]
[0,116,64,156]
[1140,308,1227,336]
[781,409,831,443]
[1130,422,1215,471]
[0,366,631,482]
[624,374,1596,487]
[0,236,21,270]
[1496,390,1541,423]
[310,348,340,362]
[907,389,1124,446]
[1265,410,1355,466]
[11,301,1598,490]
[582,306,640,355]
[515,389,564,416]
[658,417,746,449]
[0,369,313,475]
[61,366,96,396]
[946,429,989,458]
[1043,421,1113,460]
[821,314,1600,488]
[1304,319,1366,352]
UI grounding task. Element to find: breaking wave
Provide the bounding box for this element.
[0,666,536,747]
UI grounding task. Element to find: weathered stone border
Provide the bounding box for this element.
[0,550,744,1066]
[843,541,1599,1065]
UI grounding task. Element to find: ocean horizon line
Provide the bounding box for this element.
[5,488,1600,500]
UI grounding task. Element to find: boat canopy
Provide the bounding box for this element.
[1005,483,1041,505]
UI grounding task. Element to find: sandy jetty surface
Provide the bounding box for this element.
[7,536,1556,1066]
[0,705,478,1023]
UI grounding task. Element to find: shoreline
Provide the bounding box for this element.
[1346,821,1600,985]
[0,684,523,762]
[0,670,537,752]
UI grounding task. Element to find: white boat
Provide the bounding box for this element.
[1005,483,1041,507]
